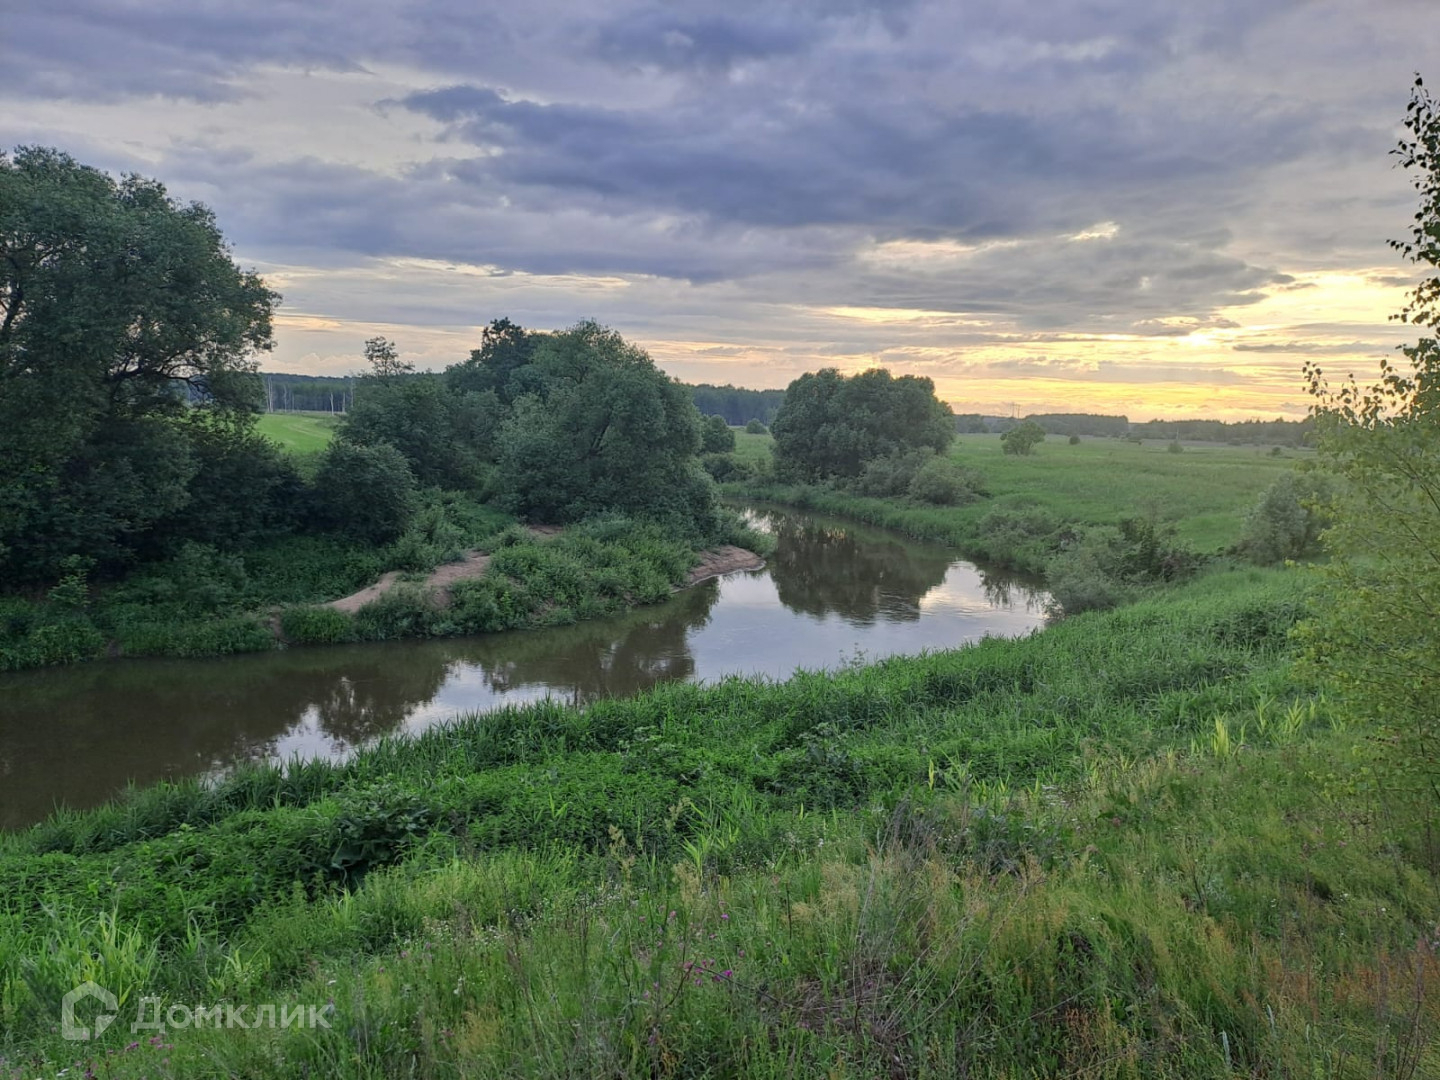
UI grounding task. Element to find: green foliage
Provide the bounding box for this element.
[1236,469,1335,565]
[1047,516,1204,615]
[700,413,737,453]
[770,367,954,481]
[1302,76,1440,799]
[494,322,720,537]
[0,147,277,584]
[744,418,768,435]
[1000,419,1046,455]
[1168,438,1184,454]
[1068,433,1081,445]
[311,441,419,545]
[906,455,983,506]
[447,520,693,635]
[279,606,355,646]
[5,573,1436,1078]
[689,382,786,425]
[340,367,491,488]
[699,451,754,482]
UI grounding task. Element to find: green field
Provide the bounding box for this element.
[255,411,339,455]
[731,432,1307,574]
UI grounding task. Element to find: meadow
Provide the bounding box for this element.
[733,431,1309,572]
[1,566,1435,1077]
[253,411,340,457]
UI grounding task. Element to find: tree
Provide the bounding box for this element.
[363,337,414,382]
[745,418,768,435]
[770,368,954,481]
[1303,76,1440,798]
[444,318,536,404]
[494,321,719,534]
[311,440,418,544]
[1000,420,1045,455]
[0,147,277,582]
[700,413,736,453]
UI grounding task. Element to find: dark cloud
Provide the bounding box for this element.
[1,0,1432,404]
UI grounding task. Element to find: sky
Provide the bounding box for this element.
[2,0,1433,420]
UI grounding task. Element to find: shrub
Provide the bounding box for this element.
[700,414,736,453]
[1000,420,1045,455]
[1237,471,1336,565]
[1046,517,1203,616]
[311,440,419,545]
[1168,439,1184,454]
[700,452,754,483]
[1068,434,1081,445]
[853,450,929,497]
[280,606,355,645]
[744,419,768,434]
[907,457,983,506]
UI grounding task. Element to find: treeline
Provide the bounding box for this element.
[689,383,786,425]
[950,411,1312,445]
[261,373,353,413]
[259,372,787,427]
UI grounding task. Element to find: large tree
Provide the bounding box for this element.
[1304,76,1440,799]
[494,321,718,533]
[770,367,954,481]
[0,147,278,580]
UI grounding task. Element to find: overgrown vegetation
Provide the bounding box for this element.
[0,153,756,669]
[1,572,1435,1077]
[1302,74,1440,803]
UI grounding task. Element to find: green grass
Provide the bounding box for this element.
[946,435,1310,552]
[1,568,1435,1077]
[255,411,339,455]
[732,434,1308,574]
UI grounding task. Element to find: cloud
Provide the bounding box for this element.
[1,0,1432,417]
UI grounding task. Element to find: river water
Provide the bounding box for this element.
[0,506,1048,829]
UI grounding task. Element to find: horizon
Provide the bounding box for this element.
[4,2,1433,420]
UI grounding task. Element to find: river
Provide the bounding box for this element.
[0,506,1048,829]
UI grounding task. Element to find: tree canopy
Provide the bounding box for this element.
[490,321,719,533]
[770,368,954,482]
[0,147,279,581]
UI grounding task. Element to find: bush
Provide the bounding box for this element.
[700,452,754,483]
[700,414,736,453]
[1000,420,1045,456]
[744,419,768,435]
[311,440,419,545]
[1237,471,1336,565]
[1168,439,1184,454]
[907,457,983,506]
[1068,434,1081,445]
[280,606,355,645]
[1046,517,1203,616]
[853,450,929,497]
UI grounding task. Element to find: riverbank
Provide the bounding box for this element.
[2,567,1434,1076]
[0,510,770,672]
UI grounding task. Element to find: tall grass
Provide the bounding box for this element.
[4,568,1434,1076]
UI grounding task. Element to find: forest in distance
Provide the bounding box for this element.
[0,71,1438,1080]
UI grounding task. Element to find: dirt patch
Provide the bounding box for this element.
[686,545,765,586]
[324,550,493,614]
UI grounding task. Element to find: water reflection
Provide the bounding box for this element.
[0,507,1047,829]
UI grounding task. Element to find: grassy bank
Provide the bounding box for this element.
[731,433,1306,575]
[0,504,767,671]
[2,568,1435,1077]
